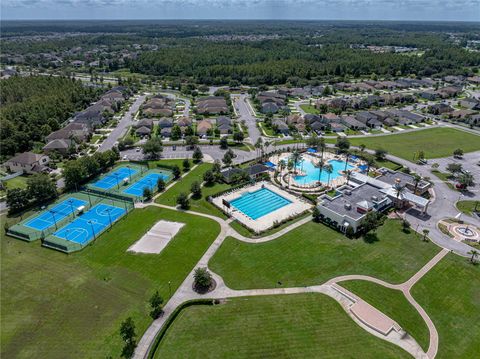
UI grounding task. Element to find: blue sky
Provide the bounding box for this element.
[2,0,480,21]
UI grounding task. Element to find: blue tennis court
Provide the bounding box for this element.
[122,172,170,197]
[91,167,138,190]
[53,203,126,244]
[24,197,87,231]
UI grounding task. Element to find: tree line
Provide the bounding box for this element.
[0,76,100,160]
[128,39,480,85]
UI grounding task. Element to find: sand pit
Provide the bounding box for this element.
[128,220,185,254]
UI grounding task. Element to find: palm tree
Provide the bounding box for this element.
[290,150,302,174]
[365,157,375,176]
[468,249,479,264]
[254,137,263,160]
[412,174,422,195]
[325,164,333,188]
[315,160,325,185]
[278,159,286,173]
[394,179,406,209]
[345,170,352,186]
[287,159,294,187]
[317,137,326,162]
[344,151,350,173]
[264,140,271,158]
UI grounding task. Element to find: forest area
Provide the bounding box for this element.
[0,76,100,159]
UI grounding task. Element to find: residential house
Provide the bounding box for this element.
[4,152,50,174]
[46,122,91,143]
[216,117,232,134]
[355,111,382,128]
[43,139,76,156]
[428,103,454,115]
[340,115,367,131]
[158,117,174,129]
[272,119,289,135]
[196,120,213,136]
[196,96,229,115]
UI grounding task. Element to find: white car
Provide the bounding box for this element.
[122,155,128,160]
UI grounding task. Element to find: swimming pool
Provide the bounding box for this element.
[293,158,354,185]
[230,187,291,220]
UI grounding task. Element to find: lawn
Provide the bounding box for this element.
[346,128,480,161]
[146,158,185,169]
[456,200,479,216]
[3,175,29,190]
[411,254,480,359]
[155,163,213,207]
[190,182,232,218]
[340,281,429,351]
[1,206,220,359]
[299,104,319,114]
[228,212,311,238]
[209,220,440,289]
[153,293,410,359]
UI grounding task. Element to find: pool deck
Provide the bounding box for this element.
[212,182,311,232]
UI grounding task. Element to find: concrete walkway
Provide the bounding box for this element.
[133,194,451,359]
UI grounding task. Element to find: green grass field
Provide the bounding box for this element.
[411,254,480,359]
[299,104,319,114]
[155,162,232,217]
[156,163,213,207]
[456,200,479,216]
[341,281,429,351]
[346,128,480,160]
[153,294,410,359]
[210,220,440,289]
[1,206,220,359]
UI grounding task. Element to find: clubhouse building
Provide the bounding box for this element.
[317,168,431,234]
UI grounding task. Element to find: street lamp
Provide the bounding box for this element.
[114,173,120,189]
[127,165,132,182]
[168,280,172,297]
[106,208,113,228]
[88,220,96,240]
[68,199,75,218]
[49,210,58,230]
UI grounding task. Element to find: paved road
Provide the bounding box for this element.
[98,94,146,152]
[232,93,261,145]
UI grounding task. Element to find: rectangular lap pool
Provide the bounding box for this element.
[230,187,291,220]
[122,172,170,197]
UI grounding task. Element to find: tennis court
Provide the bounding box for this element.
[122,172,170,197]
[24,197,87,231]
[53,203,126,245]
[91,167,138,190]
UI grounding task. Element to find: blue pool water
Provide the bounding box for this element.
[294,158,354,185]
[230,188,291,220]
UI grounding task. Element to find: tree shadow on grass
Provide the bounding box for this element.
[363,233,379,244]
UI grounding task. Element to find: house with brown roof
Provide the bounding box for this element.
[43,139,76,156]
[196,120,213,136]
[196,96,229,115]
[4,152,50,174]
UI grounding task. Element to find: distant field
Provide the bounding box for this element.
[1,207,220,359]
[210,220,440,289]
[411,254,480,359]
[347,128,480,160]
[154,294,410,359]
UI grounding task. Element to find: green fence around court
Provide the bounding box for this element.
[6,191,133,243]
[42,196,135,253]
